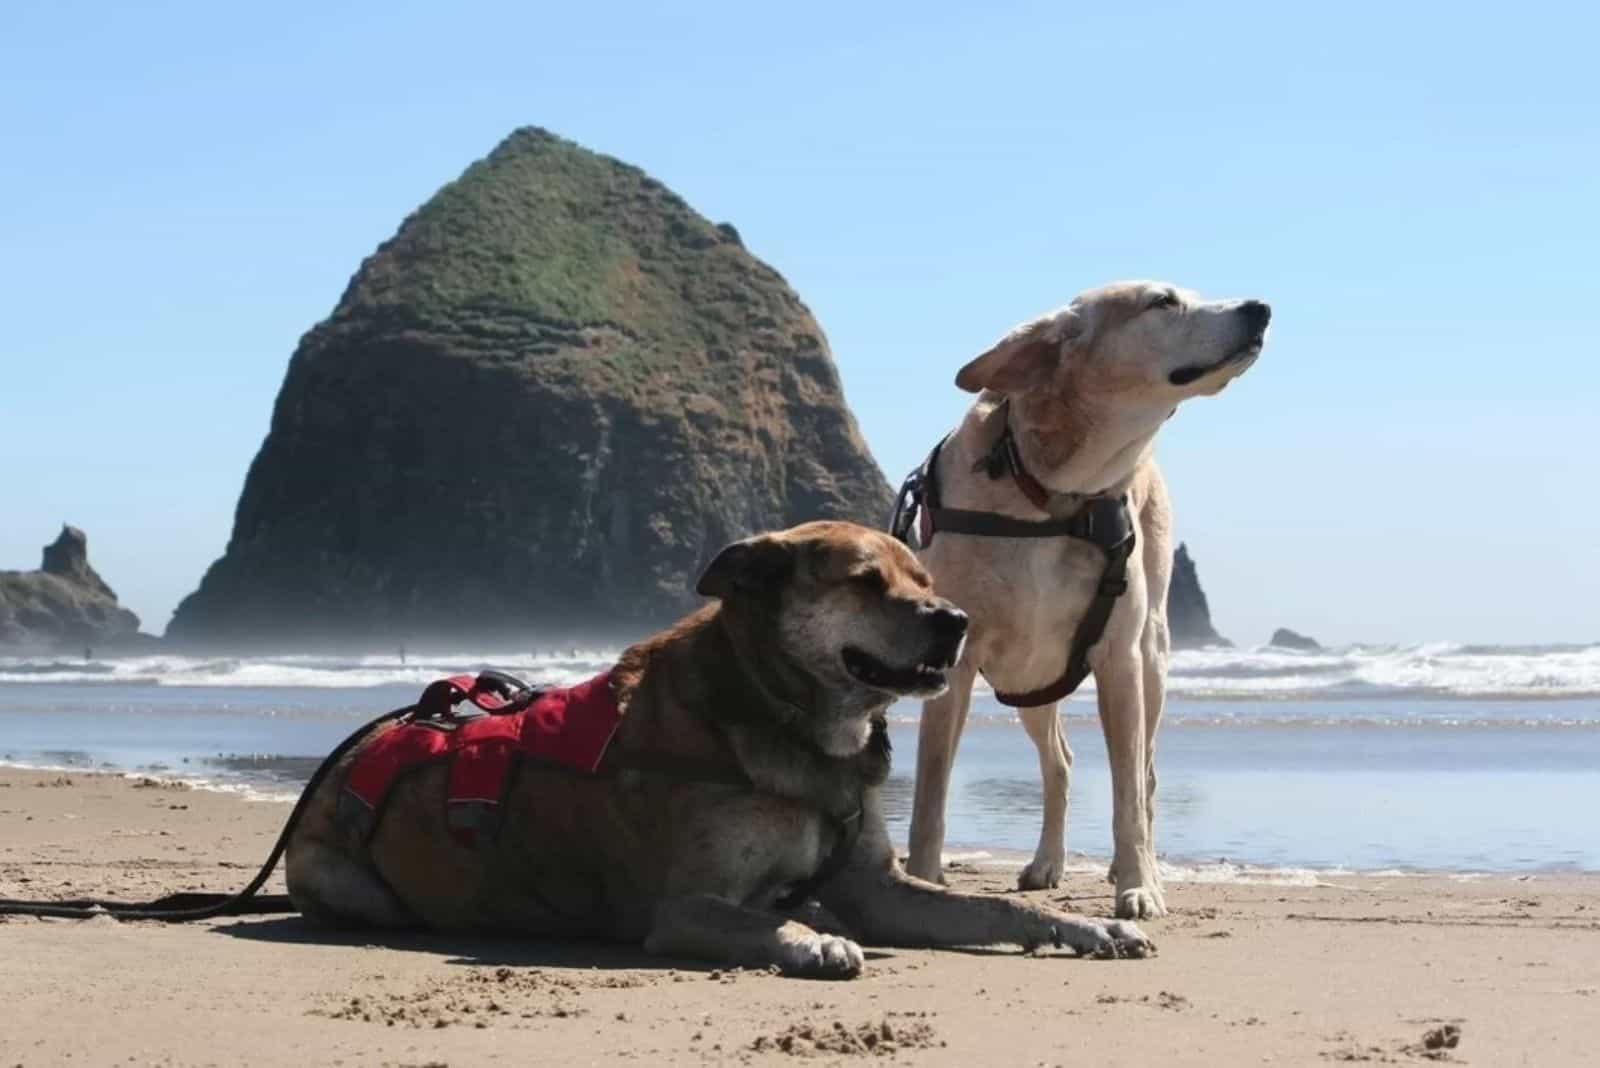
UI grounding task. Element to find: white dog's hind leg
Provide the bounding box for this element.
[1017,702,1072,890]
[1138,466,1174,887]
[907,659,977,883]
[1093,654,1167,919]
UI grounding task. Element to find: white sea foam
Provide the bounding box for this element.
[3,641,1599,703]
[931,850,1386,886]
[974,641,1600,702]
[0,758,302,804]
[0,649,617,691]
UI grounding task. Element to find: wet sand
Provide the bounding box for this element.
[3,766,1597,1066]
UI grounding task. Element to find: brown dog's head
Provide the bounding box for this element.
[697,521,968,756]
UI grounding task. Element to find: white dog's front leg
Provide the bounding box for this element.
[907,659,977,883]
[1140,619,1170,856]
[1017,702,1072,889]
[1093,652,1166,919]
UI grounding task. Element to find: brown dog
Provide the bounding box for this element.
[285,521,1152,977]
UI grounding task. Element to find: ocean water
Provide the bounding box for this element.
[3,643,1598,874]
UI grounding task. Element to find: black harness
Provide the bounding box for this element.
[889,401,1136,708]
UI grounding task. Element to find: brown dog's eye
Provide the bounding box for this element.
[850,570,888,594]
[1147,291,1181,311]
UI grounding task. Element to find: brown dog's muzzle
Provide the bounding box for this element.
[840,597,967,696]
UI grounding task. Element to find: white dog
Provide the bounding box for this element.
[899,281,1269,919]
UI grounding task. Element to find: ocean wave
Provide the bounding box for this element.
[3,641,1599,702]
[1159,642,1600,700]
[926,850,1423,885]
[0,650,616,691]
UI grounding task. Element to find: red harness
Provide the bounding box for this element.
[335,667,869,910]
[339,671,622,848]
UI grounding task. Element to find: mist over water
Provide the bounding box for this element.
[3,641,1598,873]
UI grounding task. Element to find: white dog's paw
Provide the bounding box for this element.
[781,933,865,980]
[1017,853,1065,891]
[1115,885,1167,920]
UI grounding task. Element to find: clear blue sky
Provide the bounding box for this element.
[2,1,1595,646]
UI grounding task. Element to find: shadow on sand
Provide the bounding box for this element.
[214,915,670,970]
[213,914,903,971]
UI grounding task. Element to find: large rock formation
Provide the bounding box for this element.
[1269,627,1321,652]
[0,526,141,650]
[169,128,892,646]
[1168,543,1229,649]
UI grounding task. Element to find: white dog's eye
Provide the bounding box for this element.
[1147,292,1181,311]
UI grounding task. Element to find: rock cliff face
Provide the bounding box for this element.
[0,526,141,650]
[1168,543,1229,649]
[168,128,892,646]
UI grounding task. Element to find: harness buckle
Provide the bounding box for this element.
[888,461,929,549]
[1098,575,1129,597]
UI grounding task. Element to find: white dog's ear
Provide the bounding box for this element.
[696,534,794,600]
[954,309,1081,394]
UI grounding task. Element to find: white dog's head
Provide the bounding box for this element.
[953,282,1269,485]
[957,281,1270,401]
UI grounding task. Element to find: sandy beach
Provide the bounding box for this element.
[0,766,1595,1066]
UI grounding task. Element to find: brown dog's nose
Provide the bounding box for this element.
[1238,300,1271,334]
[923,604,969,640]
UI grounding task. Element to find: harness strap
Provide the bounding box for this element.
[340,671,622,850]
[927,501,1121,540]
[887,407,1139,708]
[991,521,1134,707]
[415,670,539,721]
[776,801,863,910]
[978,400,1053,510]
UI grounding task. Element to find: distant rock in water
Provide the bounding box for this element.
[0,526,141,650]
[1168,543,1230,649]
[1269,627,1322,652]
[168,127,892,646]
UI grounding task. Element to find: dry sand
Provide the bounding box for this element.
[2,765,1597,1066]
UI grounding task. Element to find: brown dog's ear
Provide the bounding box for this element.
[696,535,795,600]
[954,309,1081,394]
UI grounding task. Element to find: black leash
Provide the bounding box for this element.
[0,703,411,922]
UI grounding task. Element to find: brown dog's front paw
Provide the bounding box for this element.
[780,933,865,979]
[1037,915,1155,960]
[1102,919,1156,959]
